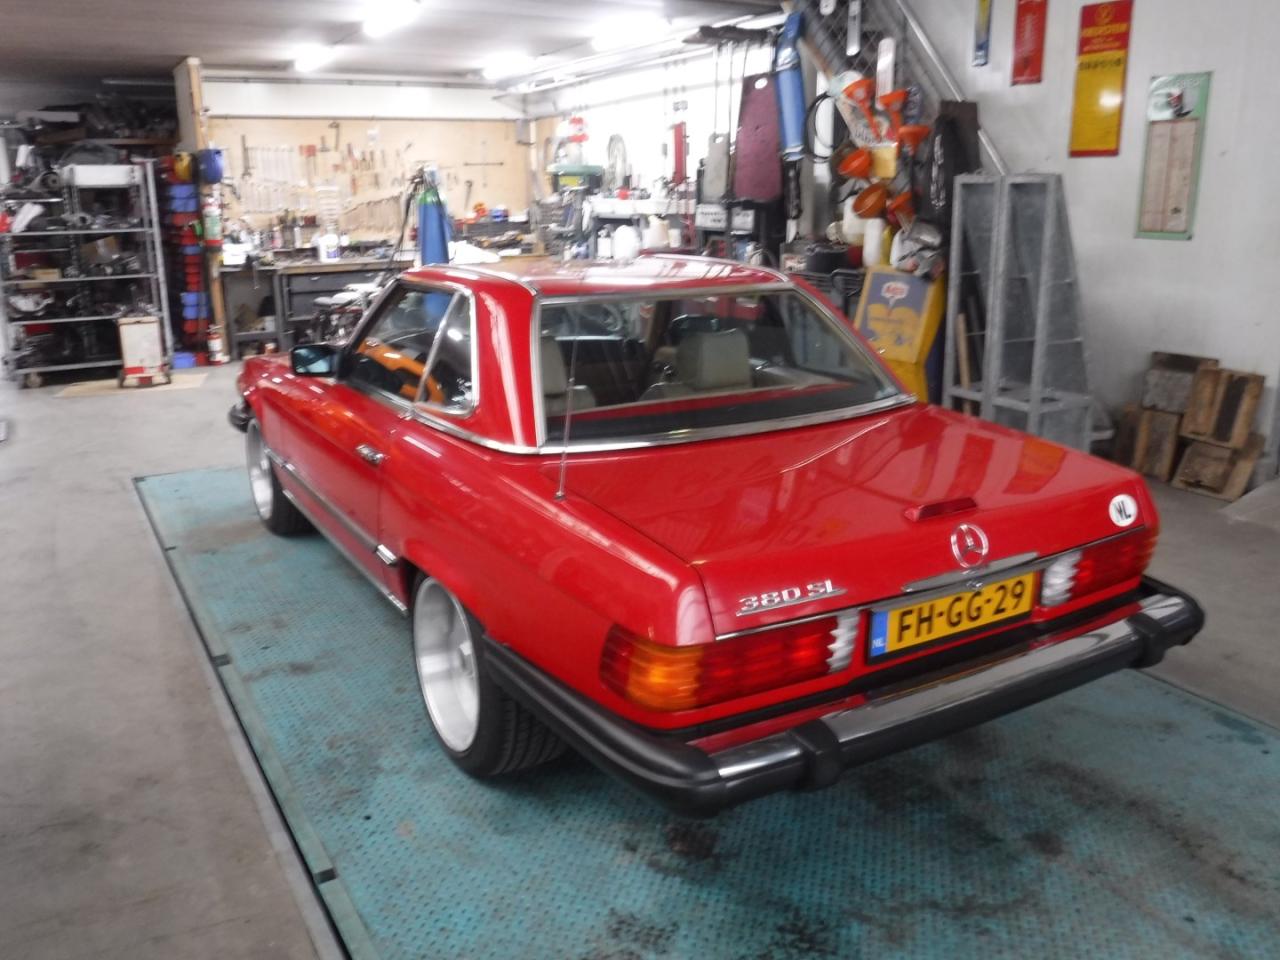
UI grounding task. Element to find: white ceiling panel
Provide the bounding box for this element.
[0,0,775,84]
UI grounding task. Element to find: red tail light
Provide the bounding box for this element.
[600,615,858,712]
[1040,527,1156,608]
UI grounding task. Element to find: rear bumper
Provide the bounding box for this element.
[484,577,1204,817]
[228,400,251,433]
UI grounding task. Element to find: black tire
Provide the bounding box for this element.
[245,418,312,536]
[412,576,565,777]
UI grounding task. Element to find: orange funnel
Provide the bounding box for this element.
[842,77,883,141]
[878,89,909,138]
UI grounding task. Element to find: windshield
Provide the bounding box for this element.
[538,288,901,445]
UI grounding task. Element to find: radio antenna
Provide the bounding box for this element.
[554,336,581,501]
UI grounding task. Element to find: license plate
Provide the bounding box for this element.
[868,573,1036,659]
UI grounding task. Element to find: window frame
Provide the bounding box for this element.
[530,282,907,450]
[343,279,479,420]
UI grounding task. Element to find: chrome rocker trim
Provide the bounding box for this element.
[264,447,409,616]
[482,578,1203,817]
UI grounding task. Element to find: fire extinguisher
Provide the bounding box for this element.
[202,188,223,249]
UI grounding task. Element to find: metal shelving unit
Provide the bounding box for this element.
[1,160,172,387]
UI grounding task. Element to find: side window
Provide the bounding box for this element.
[348,287,472,410]
[418,294,474,413]
[348,287,444,400]
[779,294,861,380]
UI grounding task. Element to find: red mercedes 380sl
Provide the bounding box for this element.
[230,256,1202,815]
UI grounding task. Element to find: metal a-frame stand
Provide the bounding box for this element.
[944,174,1093,450]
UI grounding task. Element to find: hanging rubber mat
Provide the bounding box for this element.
[138,466,1280,960]
[733,73,783,202]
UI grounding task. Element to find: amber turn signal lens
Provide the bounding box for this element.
[600,616,856,713]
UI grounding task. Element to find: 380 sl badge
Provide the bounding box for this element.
[737,579,846,616]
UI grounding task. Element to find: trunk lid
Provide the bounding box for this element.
[551,404,1152,635]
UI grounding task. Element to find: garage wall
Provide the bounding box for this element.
[909,0,1280,470]
[202,77,532,223]
[202,79,520,121]
[207,115,531,232]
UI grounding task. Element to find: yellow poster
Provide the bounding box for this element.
[1069,1,1133,157]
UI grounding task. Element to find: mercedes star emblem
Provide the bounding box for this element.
[950,523,990,569]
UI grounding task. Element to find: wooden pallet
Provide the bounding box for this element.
[1132,409,1182,482]
[1142,353,1218,413]
[1172,434,1265,501]
[1181,369,1264,449]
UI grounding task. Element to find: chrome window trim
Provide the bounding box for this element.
[387,389,916,457]
[410,288,480,418]
[533,395,916,454]
[535,282,793,306]
[343,277,480,419]
[530,297,546,446]
[348,277,915,457]
[530,283,906,452]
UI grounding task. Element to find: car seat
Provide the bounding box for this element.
[541,337,597,416]
[641,329,752,400]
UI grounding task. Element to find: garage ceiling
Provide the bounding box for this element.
[0,0,775,84]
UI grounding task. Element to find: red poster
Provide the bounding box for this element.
[1012,0,1048,85]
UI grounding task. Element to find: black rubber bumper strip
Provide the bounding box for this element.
[482,577,1203,818]
[228,400,251,433]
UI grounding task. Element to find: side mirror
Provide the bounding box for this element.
[290,343,338,376]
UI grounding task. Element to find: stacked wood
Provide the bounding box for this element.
[1118,353,1266,500]
[1179,368,1264,449]
[1172,434,1265,501]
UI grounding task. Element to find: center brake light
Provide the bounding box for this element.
[1040,527,1156,608]
[601,614,858,712]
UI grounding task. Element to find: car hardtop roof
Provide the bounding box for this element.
[401,254,789,299]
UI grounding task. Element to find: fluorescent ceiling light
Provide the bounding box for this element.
[362,0,421,39]
[294,44,339,72]
[482,52,536,80]
[591,14,672,52]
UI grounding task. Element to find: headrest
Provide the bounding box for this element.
[540,336,568,396]
[676,329,752,391]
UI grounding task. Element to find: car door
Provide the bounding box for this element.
[284,282,458,593]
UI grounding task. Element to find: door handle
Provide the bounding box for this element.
[356,443,386,466]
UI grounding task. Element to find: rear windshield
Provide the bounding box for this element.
[537,289,900,445]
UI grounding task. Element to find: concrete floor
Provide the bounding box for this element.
[1148,483,1280,728]
[0,367,325,960]
[0,367,1275,958]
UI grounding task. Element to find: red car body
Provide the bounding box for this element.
[231,256,1202,814]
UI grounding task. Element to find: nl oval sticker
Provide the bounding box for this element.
[1109,494,1138,528]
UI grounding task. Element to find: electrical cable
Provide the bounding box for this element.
[804,92,836,161]
[376,168,426,287]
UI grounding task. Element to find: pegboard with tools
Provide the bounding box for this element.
[208,116,530,240]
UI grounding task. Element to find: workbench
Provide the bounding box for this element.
[223,254,412,359]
